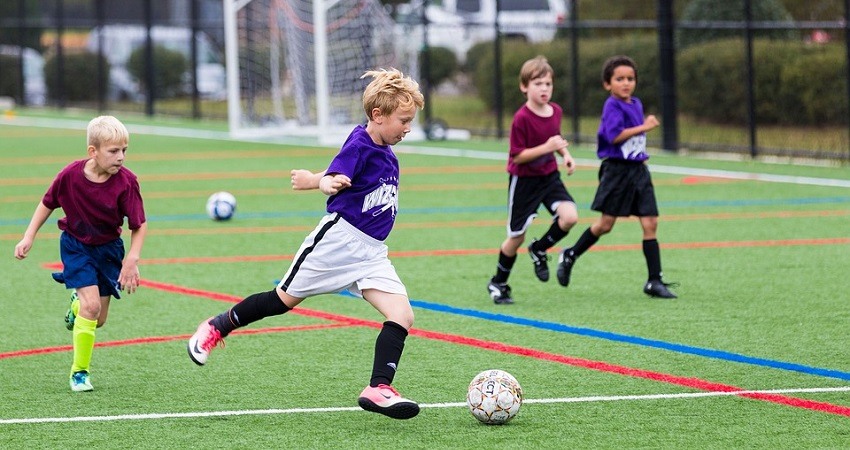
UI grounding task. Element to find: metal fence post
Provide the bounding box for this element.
[657,0,678,152]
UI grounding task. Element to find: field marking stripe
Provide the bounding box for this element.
[6,279,848,420]
[2,387,848,425]
[392,145,850,188]
[126,280,850,418]
[408,299,850,381]
[2,118,848,189]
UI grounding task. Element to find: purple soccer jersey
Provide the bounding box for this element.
[42,159,146,246]
[507,103,562,177]
[325,125,399,241]
[596,96,650,162]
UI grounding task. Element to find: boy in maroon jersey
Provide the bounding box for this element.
[15,115,147,391]
[487,55,578,305]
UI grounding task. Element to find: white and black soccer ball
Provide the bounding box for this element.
[206,191,237,221]
[466,369,523,425]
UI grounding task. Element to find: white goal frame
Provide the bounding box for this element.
[222,0,422,145]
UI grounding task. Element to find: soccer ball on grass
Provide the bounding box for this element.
[206,191,237,221]
[466,369,523,424]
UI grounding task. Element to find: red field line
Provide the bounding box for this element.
[0,323,350,361]
[36,236,850,268]
[135,280,850,418]
[6,277,850,417]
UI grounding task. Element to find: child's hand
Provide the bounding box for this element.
[14,237,33,260]
[319,174,352,195]
[547,135,568,153]
[562,152,576,176]
[118,262,140,294]
[644,115,660,131]
[291,169,317,190]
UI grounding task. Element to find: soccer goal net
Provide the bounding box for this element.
[223,0,421,144]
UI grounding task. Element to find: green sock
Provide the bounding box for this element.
[71,316,97,374]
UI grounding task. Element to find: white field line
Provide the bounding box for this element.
[391,145,850,189]
[2,386,848,425]
[3,116,848,188]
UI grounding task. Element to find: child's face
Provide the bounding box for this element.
[604,65,636,101]
[521,73,553,107]
[88,141,128,175]
[370,106,417,146]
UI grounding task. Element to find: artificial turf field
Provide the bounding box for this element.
[1,115,850,448]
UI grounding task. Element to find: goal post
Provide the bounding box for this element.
[222,0,422,145]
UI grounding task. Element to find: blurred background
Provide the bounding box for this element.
[1,0,849,161]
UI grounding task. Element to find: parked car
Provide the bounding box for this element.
[396,0,567,61]
[0,45,47,106]
[85,25,226,101]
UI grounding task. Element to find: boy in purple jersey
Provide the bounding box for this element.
[556,55,678,299]
[188,68,425,420]
[487,55,578,305]
[14,115,147,391]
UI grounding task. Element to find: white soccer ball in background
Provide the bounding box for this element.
[466,369,523,425]
[206,191,237,221]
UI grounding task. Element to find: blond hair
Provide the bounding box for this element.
[360,68,424,120]
[519,55,554,87]
[87,115,129,148]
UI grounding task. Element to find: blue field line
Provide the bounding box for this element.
[404,297,850,381]
[2,196,849,227]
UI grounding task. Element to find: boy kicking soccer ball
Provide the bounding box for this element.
[188,68,424,420]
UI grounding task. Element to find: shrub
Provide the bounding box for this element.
[127,45,188,99]
[0,54,21,99]
[470,34,658,118]
[420,46,458,87]
[678,0,797,49]
[44,51,106,102]
[677,38,843,125]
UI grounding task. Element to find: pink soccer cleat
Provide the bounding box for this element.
[357,384,420,420]
[187,317,224,366]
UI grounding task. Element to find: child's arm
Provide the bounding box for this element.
[612,115,660,144]
[291,169,327,190]
[319,173,352,196]
[512,135,569,165]
[14,202,54,260]
[119,221,147,294]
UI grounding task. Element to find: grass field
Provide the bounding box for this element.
[1,115,850,449]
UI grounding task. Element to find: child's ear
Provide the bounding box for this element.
[87,145,97,157]
[371,108,384,124]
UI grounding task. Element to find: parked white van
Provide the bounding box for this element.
[85,25,226,101]
[396,0,567,61]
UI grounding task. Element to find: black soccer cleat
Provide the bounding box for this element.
[487,279,514,305]
[643,280,679,299]
[556,250,575,287]
[527,240,550,282]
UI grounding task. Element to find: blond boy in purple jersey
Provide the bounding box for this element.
[188,68,425,420]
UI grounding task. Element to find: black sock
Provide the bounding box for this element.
[568,227,600,259]
[643,238,662,281]
[370,321,408,387]
[492,251,517,284]
[535,220,569,251]
[211,290,291,337]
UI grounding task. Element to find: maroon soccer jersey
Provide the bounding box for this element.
[42,159,146,245]
[507,103,562,177]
